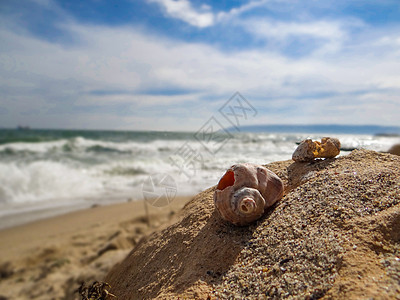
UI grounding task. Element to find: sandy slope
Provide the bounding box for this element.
[105,150,400,299]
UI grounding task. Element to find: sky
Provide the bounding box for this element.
[0,0,400,131]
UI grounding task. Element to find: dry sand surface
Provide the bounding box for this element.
[0,196,192,299]
[105,150,400,299]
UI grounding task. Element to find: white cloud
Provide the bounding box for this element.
[147,0,214,28]
[239,18,350,55]
[216,0,269,22]
[0,8,400,130]
[146,0,273,28]
[254,20,344,40]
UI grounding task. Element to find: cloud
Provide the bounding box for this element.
[147,0,214,28]
[248,20,345,40]
[236,18,353,56]
[0,0,399,130]
[147,0,272,29]
[216,0,269,22]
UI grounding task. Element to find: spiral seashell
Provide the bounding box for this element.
[214,163,284,226]
[292,137,341,162]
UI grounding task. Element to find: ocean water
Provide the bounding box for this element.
[0,128,399,226]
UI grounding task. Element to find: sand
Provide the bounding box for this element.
[105,150,400,299]
[388,144,400,156]
[0,196,192,300]
[2,149,400,300]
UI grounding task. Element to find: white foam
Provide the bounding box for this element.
[0,132,398,219]
[0,161,102,204]
[0,139,68,153]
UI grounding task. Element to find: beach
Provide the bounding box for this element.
[0,196,192,300]
[0,150,399,299]
[1,129,400,299]
[2,0,400,297]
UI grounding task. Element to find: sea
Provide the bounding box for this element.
[0,127,399,228]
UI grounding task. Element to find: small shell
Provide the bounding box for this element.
[292,137,341,162]
[214,163,284,226]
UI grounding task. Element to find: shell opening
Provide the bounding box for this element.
[239,198,255,214]
[217,170,235,190]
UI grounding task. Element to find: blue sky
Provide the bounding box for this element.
[0,0,400,130]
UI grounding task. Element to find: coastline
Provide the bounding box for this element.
[0,196,193,299]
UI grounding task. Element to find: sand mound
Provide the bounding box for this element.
[388,144,400,156]
[105,150,400,299]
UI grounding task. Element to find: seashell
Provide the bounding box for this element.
[292,137,341,162]
[214,163,284,226]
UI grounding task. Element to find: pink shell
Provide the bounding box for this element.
[214,163,284,226]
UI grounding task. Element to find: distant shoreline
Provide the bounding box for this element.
[1,124,400,135]
[231,124,400,135]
